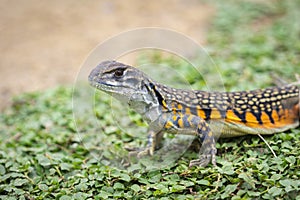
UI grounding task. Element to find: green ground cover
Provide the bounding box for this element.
[0,0,299,199]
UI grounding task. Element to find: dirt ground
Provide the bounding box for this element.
[0,0,215,111]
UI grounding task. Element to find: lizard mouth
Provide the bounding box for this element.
[89,80,135,95]
[89,80,119,90]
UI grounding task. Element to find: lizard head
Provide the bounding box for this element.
[88,60,151,103]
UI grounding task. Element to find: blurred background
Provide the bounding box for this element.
[0,0,214,110]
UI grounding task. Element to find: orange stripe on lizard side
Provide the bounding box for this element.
[268,108,298,128]
[260,112,271,124]
[196,105,206,119]
[271,110,280,123]
[226,107,298,129]
[294,104,299,116]
[225,110,243,122]
[210,110,222,119]
[245,111,258,123]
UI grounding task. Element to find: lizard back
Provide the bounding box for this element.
[157,84,299,136]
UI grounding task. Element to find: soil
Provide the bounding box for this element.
[0,0,215,111]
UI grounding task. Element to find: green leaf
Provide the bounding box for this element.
[75,181,89,192]
[97,191,112,199]
[279,179,293,187]
[113,182,125,190]
[14,178,28,187]
[72,192,90,199]
[221,184,237,199]
[0,164,5,175]
[268,186,282,196]
[131,184,140,193]
[60,163,72,171]
[247,191,260,197]
[119,173,131,182]
[59,195,72,200]
[36,154,51,166]
[218,163,235,175]
[154,183,169,195]
[279,179,299,192]
[167,174,180,181]
[180,180,194,187]
[38,183,49,191]
[148,174,161,183]
[238,173,256,188]
[171,185,185,192]
[1,172,24,182]
[285,156,296,165]
[270,174,282,181]
[197,180,210,186]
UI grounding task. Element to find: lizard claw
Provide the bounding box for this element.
[125,146,154,158]
[189,147,217,167]
[137,147,154,158]
[189,154,216,167]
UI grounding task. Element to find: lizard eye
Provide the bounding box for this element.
[114,68,125,78]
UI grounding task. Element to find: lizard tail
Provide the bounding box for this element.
[296,74,300,121]
[287,74,300,122]
[287,73,300,86]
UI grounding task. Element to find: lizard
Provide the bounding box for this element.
[88,60,300,167]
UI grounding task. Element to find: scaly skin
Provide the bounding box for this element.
[88,60,300,167]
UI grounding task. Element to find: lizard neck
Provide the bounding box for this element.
[127,79,166,123]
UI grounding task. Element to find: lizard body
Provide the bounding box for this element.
[89,60,299,167]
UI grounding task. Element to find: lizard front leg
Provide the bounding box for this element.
[126,114,165,159]
[135,112,217,167]
[137,129,164,158]
[162,113,217,167]
[189,121,217,167]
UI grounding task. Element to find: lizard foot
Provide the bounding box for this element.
[137,147,154,158]
[125,146,153,158]
[189,148,217,167]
